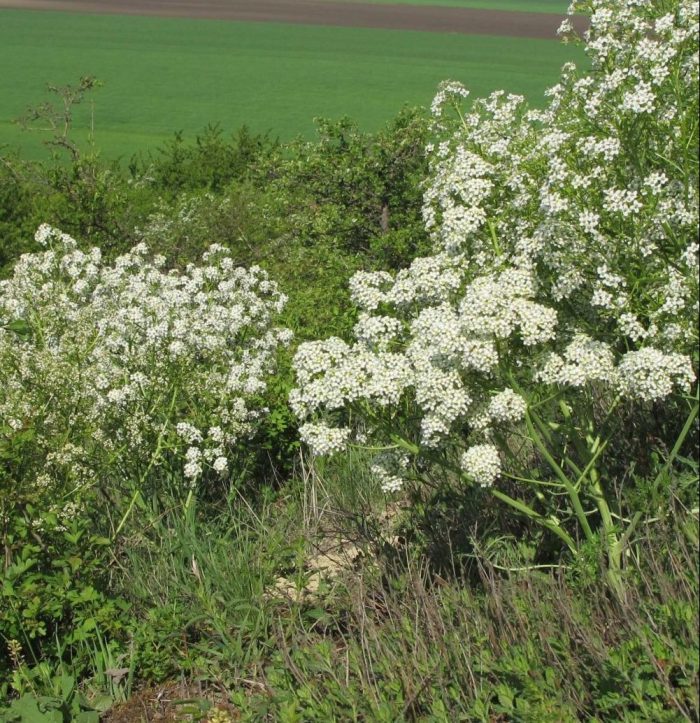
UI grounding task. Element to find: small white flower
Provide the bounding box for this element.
[299,423,351,456]
[212,456,228,474]
[461,444,501,487]
[35,223,55,246]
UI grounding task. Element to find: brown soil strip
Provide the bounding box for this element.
[0,0,588,39]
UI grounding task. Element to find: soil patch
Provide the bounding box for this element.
[102,681,238,722]
[0,0,588,39]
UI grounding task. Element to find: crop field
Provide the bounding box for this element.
[0,6,584,159]
[338,0,569,12]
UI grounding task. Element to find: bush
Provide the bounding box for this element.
[1,226,291,513]
[290,0,699,593]
[133,123,276,194]
[248,110,431,265]
[0,227,291,688]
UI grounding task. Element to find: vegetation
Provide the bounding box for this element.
[337,0,570,12]
[0,9,585,158]
[0,0,698,721]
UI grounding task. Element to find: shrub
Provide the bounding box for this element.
[290,0,699,592]
[253,110,431,264]
[1,226,291,514]
[0,225,291,689]
[133,123,276,194]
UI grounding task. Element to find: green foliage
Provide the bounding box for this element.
[0,419,130,697]
[128,604,199,683]
[254,110,431,262]
[232,526,699,721]
[134,123,276,194]
[0,14,696,717]
[0,510,130,694]
[0,673,100,723]
[0,157,37,275]
[117,495,294,686]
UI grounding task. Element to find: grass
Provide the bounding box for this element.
[109,452,700,721]
[0,9,584,159]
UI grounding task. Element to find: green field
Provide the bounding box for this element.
[342,0,570,12]
[0,9,583,159]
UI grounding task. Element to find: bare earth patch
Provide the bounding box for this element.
[102,681,239,722]
[0,0,588,39]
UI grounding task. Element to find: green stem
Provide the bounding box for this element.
[184,488,195,520]
[573,436,609,492]
[490,488,577,554]
[617,397,699,554]
[488,220,502,257]
[587,468,625,598]
[570,436,621,588]
[528,404,555,446]
[525,411,595,543]
[503,472,566,488]
[112,386,179,540]
[113,488,144,540]
[390,434,420,455]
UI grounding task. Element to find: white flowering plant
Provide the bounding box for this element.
[0,225,291,539]
[291,0,699,592]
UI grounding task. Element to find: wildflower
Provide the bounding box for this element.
[461,444,501,487]
[290,0,698,512]
[299,423,351,456]
[617,348,695,401]
[0,231,289,508]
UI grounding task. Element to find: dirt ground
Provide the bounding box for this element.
[0,0,588,39]
[101,681,240,722]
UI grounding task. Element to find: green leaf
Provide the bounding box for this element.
[87,694,113,713]
[75,712,100,723]
[3,318,33,338]
[8,694,58,723]
[59,673,75,701]
[63,530,83,545]
[77,586,99,603]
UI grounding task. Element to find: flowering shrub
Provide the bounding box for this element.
[0,225,291,534]
[291,0,699,589]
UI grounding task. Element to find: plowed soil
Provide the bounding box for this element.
[0,0,588,39]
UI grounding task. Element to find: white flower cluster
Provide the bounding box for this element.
[460,444,501,488]
[291,0,698,494]
[459,268,558,346]
[354,313,403,351]
[430,80,470,119]
[299,422,352,456]
[487,389,528,424]
[0,228,290,512]
[370,451,411,493]
[349,253,465,311]
[617,348,696,402]
[538,334,617,388]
